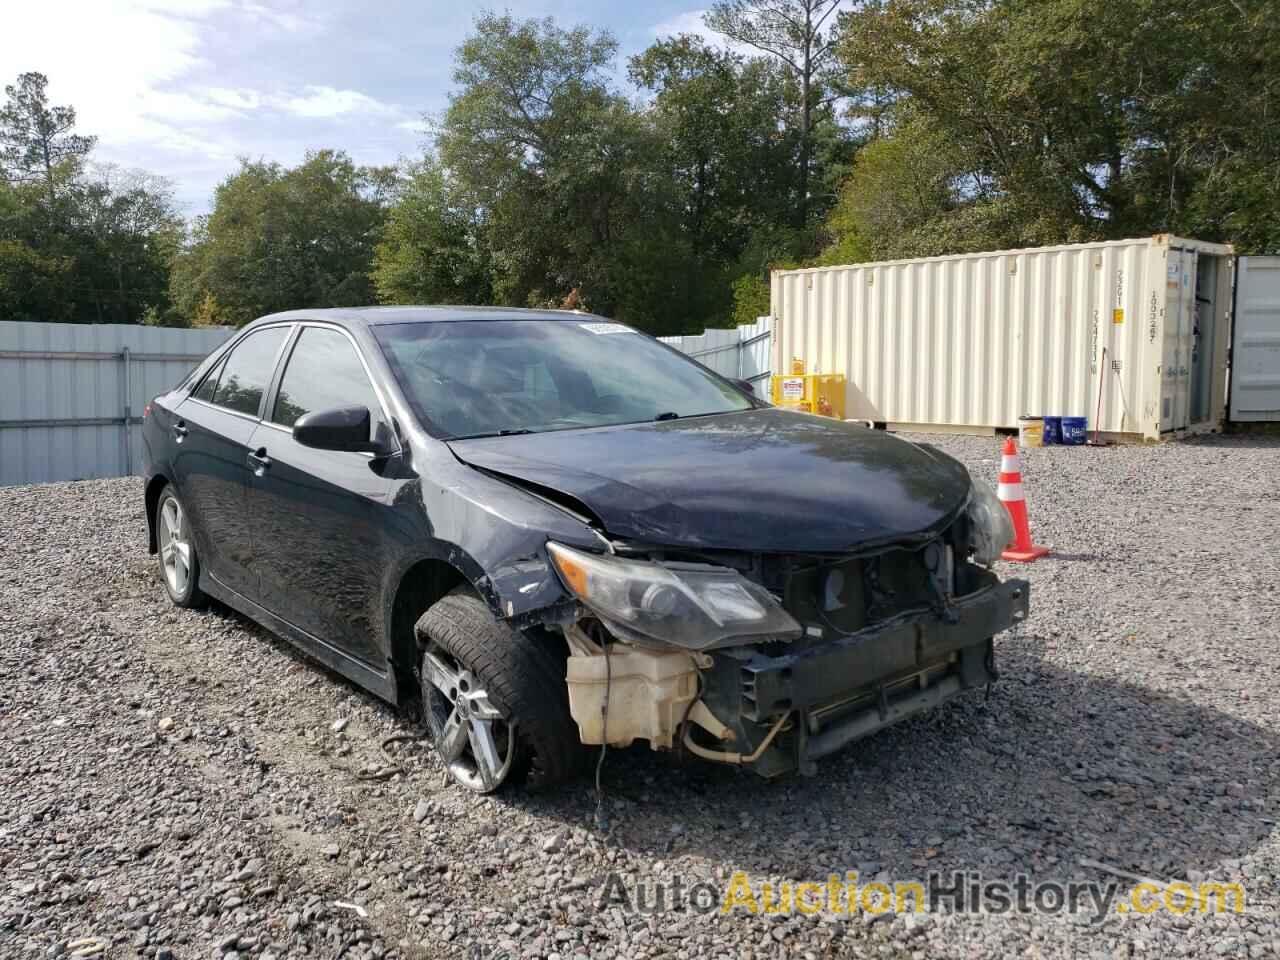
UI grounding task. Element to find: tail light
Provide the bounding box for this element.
[143,403,151,419]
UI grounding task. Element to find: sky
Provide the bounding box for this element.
[0,0,726,216]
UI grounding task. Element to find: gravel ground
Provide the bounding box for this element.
[3,433,1280,960]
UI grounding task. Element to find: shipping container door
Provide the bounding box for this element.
[1230,256,1280,422]
[1190,255,1221,425]
[1162,249,1197,431]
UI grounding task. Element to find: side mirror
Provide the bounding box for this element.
[293,406,389,454]
[733,378,758,398]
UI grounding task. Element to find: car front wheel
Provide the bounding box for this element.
[155,487,206,609]
[415,587,584,793]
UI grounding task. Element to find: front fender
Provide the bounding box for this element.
[402,442,600,625]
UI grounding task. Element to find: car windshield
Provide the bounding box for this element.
[372,318,753,439]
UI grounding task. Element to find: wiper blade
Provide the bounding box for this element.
[654,411,680,421]
[451,428,535,440]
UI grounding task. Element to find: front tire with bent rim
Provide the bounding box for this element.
[416,587,584,793]
[155,487,205,608]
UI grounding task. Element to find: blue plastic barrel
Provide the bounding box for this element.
[1041,416,1062,445]
[1060,416,1087,445]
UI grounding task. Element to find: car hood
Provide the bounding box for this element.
[447,408,972,553]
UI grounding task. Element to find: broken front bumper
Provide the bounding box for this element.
[695,575,1030,777]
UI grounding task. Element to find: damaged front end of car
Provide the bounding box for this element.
[541,482,1029,779]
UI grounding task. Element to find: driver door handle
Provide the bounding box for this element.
[247,447,272,474]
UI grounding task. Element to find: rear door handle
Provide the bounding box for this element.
[247,447,272,475]
[172,420,189,441]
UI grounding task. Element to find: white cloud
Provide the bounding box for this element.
[205,87,264,111]
[651,9,757,57]
[0,0,420,212]
[276,86,400,119]
[0,0,360,148]
[652,9,713,40]
[239,1,317,33]
[0,0,236,154]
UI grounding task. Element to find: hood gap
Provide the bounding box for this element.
[470,465,606,530]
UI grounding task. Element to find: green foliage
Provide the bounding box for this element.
[0,75,179,324]
[416,12,853,333]
[705,1,845,226]
[630,37,798,261]
[7,2,1279,334]
[814,110,1054,263]
[170,150,388,326]
[0,161,181,323]
[441,14,620,191]
[78,165,185,320]
[0,236,74,322]
[372,161,491,305]
[191,291,227,328]
[0,72,95,197]
[821,0,1280,260]
[730,273,772,327]
[433,14,706,332]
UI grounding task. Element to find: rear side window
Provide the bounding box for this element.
[273,327,383,430]
[211,327,289,417]
[192,356,225,403]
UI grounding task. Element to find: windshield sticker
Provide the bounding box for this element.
[579,322,634,335]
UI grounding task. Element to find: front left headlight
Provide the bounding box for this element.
[546,541,802,650]
[966,475,1013,566]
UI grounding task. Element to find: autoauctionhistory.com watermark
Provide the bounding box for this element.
[593,869,1246,924]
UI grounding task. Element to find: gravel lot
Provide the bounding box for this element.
[3,433,1280,960]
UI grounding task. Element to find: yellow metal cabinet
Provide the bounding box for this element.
[770,373,846,419]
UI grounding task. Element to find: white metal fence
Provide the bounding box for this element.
[0,322,235,486]
[660,316,774,399]
[0,316,775,487]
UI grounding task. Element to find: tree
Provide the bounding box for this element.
[170,151,389,325]
[1160,0,1280,252]
[77,165,184,323]
[631,30,861,328]
[190,292,228,327]
[0,72,95,201]
[730,271,772,326]
[832,0,1280,255]
[437,14,613,307]
[818,108,1086,263]
[0,161,182,324]
[436,14,696,330]
[630,36,796,260]
[0,218,75,323]
[372,160,492,305]
[0,72,184,324]
[629,37,804,326]
[440,15,620,196]
[705,0,845,226]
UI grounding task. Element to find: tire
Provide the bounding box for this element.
[415,587,585,793]
[155,487,206,609]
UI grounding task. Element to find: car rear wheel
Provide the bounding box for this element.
[415,587,584,793]
[156,488,206,609]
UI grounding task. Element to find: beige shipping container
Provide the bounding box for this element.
[770,235,1234,441]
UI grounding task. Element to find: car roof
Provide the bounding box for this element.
[251,305,613,329]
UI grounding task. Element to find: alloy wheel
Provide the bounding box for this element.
[420,644,517,792]
[158,497,192,597]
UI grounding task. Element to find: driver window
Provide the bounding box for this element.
[273,327,384,435]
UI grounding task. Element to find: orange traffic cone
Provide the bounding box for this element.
[998,436,1050,562]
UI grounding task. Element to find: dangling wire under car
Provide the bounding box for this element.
[593,638,610,831]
